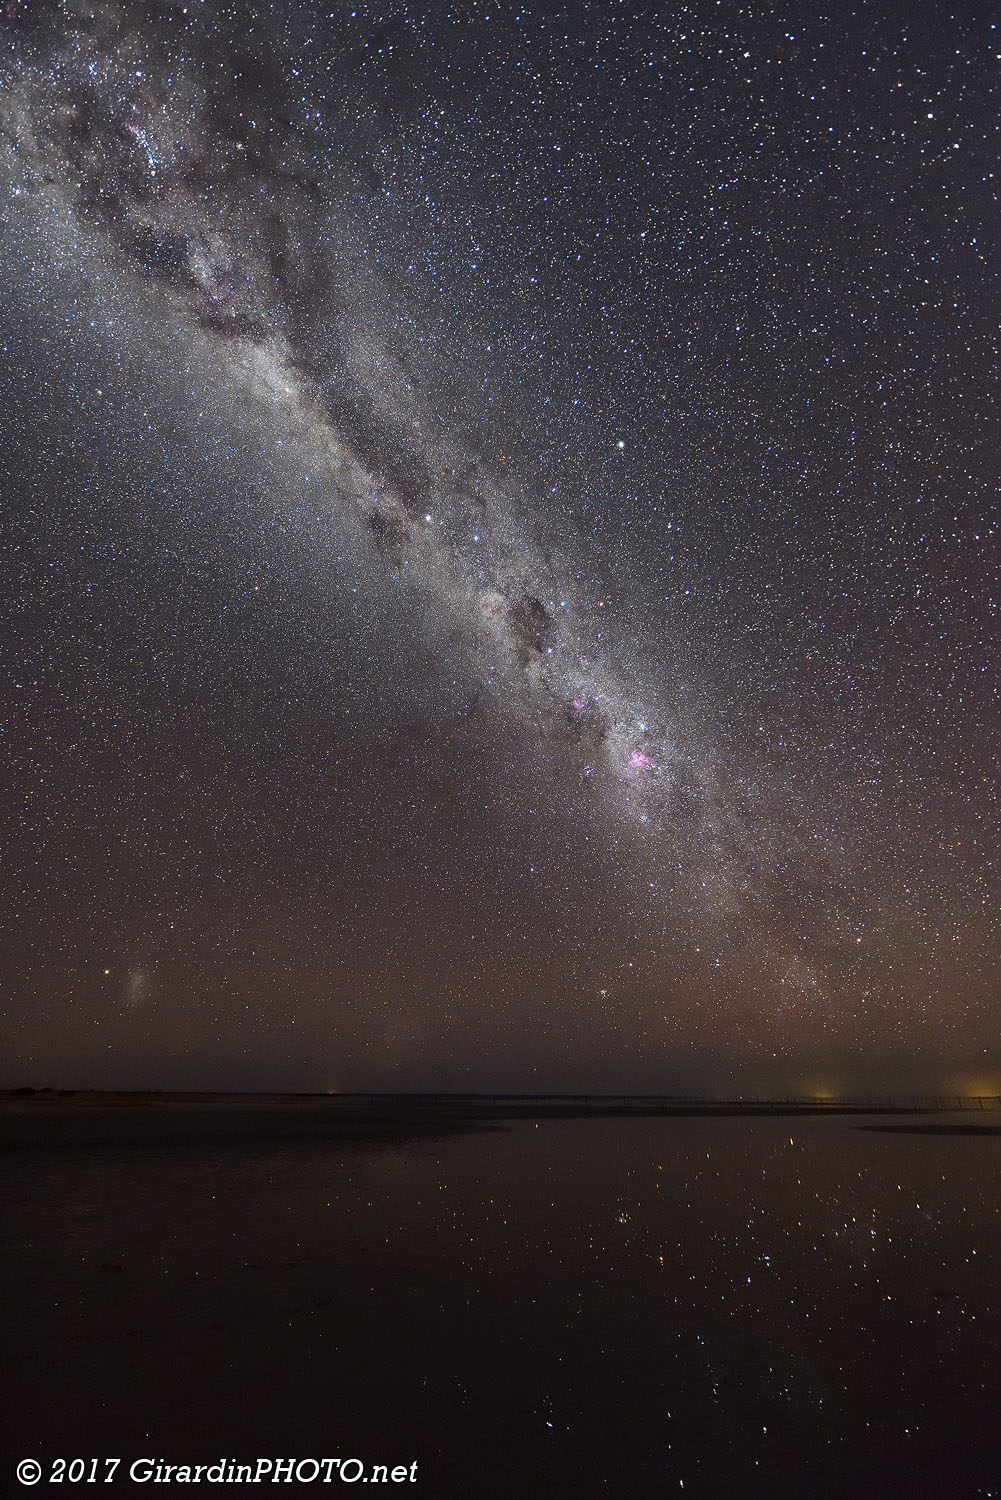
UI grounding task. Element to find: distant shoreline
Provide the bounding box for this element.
[3,1090,999,1152]
[3,1087,999,1117]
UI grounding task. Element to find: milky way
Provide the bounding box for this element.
[1,1,997,1090]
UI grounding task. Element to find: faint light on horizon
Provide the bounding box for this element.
[956,1075,1001,1098]
[805,1081,841,1101]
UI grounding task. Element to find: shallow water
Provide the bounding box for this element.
[3,1109,1000,1497]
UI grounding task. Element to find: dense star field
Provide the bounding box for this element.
[0,1,997,1092]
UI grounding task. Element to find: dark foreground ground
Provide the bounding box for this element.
[3,1099,1000,1499]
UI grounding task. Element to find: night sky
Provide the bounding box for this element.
[1,0,997,1094]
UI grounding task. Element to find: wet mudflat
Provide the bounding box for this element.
[3,1104,1000,1498]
